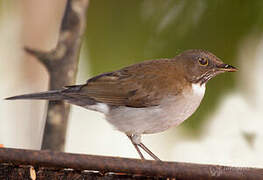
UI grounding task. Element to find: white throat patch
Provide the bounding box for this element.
[192,83,206,97]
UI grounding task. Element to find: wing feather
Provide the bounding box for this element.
[62,59,184,107]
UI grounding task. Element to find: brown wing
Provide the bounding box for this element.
[63,60,184,108]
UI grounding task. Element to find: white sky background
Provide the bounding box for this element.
[0,1,263,168]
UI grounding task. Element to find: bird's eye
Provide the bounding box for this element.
[198,57,208,66]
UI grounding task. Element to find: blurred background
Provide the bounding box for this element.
[1,0,263,167]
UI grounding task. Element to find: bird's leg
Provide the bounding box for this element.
[127,134,161,161]
[127,135,145,160]
[138,142,161,161]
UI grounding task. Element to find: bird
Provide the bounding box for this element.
[5,49,237,161]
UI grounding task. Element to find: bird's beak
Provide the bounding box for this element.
[216,63,238,72]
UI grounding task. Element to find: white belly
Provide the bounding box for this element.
[106,83,206,135]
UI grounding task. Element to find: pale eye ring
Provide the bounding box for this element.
[198,57,208,66]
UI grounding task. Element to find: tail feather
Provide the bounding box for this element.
[5,90,63,100]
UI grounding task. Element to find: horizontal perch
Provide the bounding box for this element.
[0,148,262,179]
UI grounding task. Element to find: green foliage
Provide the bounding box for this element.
[83,0,263,134]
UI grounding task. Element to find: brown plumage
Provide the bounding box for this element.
[66,59,189,107]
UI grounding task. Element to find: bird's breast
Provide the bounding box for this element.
[105,83,206,135]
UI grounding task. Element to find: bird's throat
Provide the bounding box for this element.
[191,83,206,97]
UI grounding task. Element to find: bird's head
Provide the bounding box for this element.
[178,49,238,85]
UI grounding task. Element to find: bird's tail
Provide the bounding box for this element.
[5,90,63,100]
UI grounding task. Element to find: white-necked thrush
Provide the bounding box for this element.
[6,49,238,161]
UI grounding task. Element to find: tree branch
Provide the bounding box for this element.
[0,148,262,179]
[25,0,89,151]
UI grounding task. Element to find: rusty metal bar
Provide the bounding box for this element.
[0,148,262,179]
[0,163,148,179]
